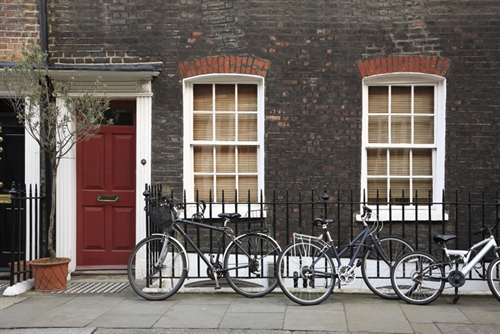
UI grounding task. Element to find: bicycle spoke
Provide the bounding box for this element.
[391,251,445,305]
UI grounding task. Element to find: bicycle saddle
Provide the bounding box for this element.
[218,213,241,219]
[433,234,457,244]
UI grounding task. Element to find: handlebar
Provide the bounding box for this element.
[473,216,500,236]
[312,205,374,229]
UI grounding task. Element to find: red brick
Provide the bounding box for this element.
[357,61,366,78]
[179,63,186,78]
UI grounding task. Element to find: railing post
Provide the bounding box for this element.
[8,182,17,286]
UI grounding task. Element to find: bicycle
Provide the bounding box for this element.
[127,190,282,300]
[391,217,500,305]
[275,205,414,305]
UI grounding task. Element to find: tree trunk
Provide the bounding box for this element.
[47,155,58,261]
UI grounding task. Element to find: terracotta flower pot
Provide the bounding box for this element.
[30,257,71,292]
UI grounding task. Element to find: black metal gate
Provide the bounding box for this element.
[4,183,46,286]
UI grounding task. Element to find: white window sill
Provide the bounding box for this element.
[356,207,448,222]
[183,203,267,220]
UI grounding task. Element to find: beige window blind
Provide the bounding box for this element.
[193,83,259,202]
[367,85,435,203]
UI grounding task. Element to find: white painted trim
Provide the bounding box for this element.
[361,73,446,220]
[182,75,265,216]
[51,73,156,273]
[135,96,152,244]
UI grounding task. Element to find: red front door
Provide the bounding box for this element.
[76,101,136,269]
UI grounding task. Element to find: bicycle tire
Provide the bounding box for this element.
[223,233,281,298]
[391,251,445,305]
[276,241,336,305]
[127,234,187,301]
[487,257,500,302]
[361,236,414,299]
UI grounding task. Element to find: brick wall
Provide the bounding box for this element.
[0,0,40,62]
[46,0,500,200]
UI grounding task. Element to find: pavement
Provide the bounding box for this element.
[0,277,499,334]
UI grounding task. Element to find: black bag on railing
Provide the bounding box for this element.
[145,196,173,230]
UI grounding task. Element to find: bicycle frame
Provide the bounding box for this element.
[298,219,389,281]
[445,234,498,277]
[158,216,270,288]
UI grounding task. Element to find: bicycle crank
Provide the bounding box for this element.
[207,261,223,280]
[447,270,466,288]
[338,265,356,285]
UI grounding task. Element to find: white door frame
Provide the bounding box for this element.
[47,69,159,274]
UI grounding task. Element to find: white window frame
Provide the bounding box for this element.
[361,73,446,221]
[183,74,265,216]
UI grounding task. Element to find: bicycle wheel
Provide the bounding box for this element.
[391,251,445,305]
[276,241,336,305]
[223,233,281,298]
[127,234,187,300]
[487,257,500,302]
[361,236,414,299]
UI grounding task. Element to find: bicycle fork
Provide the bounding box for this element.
[156,235,170,268]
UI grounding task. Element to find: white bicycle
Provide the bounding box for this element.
[391,217,500,304]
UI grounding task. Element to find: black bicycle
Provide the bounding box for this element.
[276,205,414,305]
[127,192,281,300]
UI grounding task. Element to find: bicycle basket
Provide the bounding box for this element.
[145,197,173,229]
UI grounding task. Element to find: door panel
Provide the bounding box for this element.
[81,134,105,190]
[77,100,136,269]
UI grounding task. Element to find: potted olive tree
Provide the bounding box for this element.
[3,44,110,291]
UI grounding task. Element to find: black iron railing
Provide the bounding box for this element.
[145,184,499,281]
[6,183,46,286]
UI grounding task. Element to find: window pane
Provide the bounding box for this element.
[194,84,212,111]
[413,179,433,202]
[216,114,235,141]
[391,116,411,143]
[194,146,213,172]
[216,146,235,172]
[217,176,236,200]
[414,86,434,114]
[368,116,388,143]
[413,149,432,176]
[414,116,434,144]
[368,179,387,203]
[367,149,386,175]
[193,114,213,140]
[368,86,388,114]
[390,149,409,175]
[238,146,257,173]
[238,114,257,141]
[215,84,235,111]
[238,84,257,111]
[391,86,411,114]
[194,175,213,200]
[238,176,258,202]
[390,178,410,202]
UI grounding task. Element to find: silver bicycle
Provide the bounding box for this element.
[391,217,500,304]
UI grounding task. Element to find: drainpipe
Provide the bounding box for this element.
[39,0,51,257]
[39,0,48,59]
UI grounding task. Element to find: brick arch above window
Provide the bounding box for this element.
[357,56,451,78]
[179,56,271,79]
